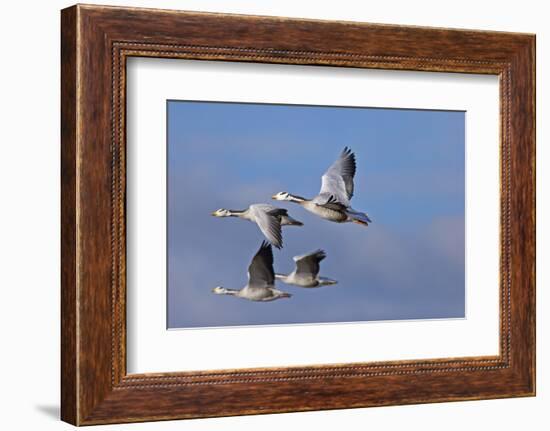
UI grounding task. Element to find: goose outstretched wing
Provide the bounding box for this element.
[318,147,356,207]
[294,250,326,277]
[250,204,284,248]
[248,241,275,287]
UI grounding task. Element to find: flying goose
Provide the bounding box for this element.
[275,249,337,288]
[211,241,292,301]
[211,203,303,248]
[272,147,372,226]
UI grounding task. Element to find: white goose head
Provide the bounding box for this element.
[211,208,232,217]
[271,191,292,201]
[212,286,229,295]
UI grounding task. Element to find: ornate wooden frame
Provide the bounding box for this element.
[61,4,535,425]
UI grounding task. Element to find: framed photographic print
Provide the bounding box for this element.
[61,4,535,425]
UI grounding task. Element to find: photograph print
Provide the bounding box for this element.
[167,100,465,329]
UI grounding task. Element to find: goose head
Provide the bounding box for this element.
[271,191,292,201]
[211,208,232,217]
[211,286,228,295]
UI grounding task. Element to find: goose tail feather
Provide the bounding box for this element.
[280,215,304,226]
[347,209,372,226]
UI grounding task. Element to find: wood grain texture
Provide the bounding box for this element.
[60,4,535,425]
[60,5,78,425]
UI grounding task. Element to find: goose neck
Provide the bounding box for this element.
[288,194,307,203]
[275,273,288,281]
[227,209,246,217]
[224,288,240,296]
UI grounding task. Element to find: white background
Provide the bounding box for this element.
[127,59,500,373]
[0,0,547,430]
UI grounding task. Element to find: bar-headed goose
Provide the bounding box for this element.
[211,203,302,248]
[276,249,337,288]
[212,241,292,301]
[272,147,372,226]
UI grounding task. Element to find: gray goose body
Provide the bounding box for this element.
[211,203,303,248]
[300,201,348,223]
[272,147,372,226]
[276,250,337,288]
[212,242,292,302]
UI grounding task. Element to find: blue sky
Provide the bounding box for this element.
[167,100,465,329]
